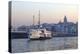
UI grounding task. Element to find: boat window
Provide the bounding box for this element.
[41,30,44,33]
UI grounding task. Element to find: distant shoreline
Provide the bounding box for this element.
[11,32,77,39]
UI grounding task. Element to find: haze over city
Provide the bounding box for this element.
[12,1,78,28]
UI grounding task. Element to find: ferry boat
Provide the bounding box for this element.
[29,28,51,40]
[29,10,52,40]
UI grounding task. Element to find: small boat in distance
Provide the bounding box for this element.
[29,10,52,40]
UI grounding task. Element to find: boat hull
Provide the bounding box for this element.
[30,37,51,40]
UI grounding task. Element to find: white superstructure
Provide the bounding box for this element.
[29,28,51,39]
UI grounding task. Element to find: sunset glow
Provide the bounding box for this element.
[12,1,78,27]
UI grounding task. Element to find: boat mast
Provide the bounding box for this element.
[38,10,40,28]
[33,15,35,29]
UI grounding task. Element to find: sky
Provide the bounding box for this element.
[11,1,78,27]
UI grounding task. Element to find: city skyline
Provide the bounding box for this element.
[12,1,78,28]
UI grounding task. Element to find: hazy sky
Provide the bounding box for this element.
[12,1,78,27]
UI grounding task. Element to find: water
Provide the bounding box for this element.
[11,37,78,53]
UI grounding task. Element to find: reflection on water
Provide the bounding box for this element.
[12,37,78,53]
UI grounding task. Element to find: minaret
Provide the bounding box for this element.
[64,16,67,24]
[64,16,68,33]
[38,10,40,28]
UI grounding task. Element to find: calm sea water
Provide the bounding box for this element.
[12,37,78,53]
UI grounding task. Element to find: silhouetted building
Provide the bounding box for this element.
[17,25,27,31]
[51,16,78,35]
